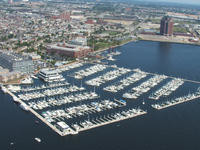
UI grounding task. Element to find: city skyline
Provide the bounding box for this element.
[138,0,200,5]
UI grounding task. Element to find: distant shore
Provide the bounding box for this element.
[138,34,200,46]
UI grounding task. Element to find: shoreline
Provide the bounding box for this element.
[93,36,200,55]
[93,38,137,54]
[2,37,199,86]
[141,39,200,46]
[138,34,200,46]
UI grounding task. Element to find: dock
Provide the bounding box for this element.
[3,85,74,136]
[114,99,126,106]
[152,94,200,110]
[77,111,147,133]
[134,70,200,85]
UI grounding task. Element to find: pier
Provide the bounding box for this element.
[3,86,70,136]
[114,99,126,106]
[76,110,147,133]
[152,89,200,110]
[134,69,200,85]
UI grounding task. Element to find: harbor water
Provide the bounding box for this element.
[1,41,200,150]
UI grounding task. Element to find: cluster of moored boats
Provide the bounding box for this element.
[4,59,200,137]
[74,64,107,79]
[85,67,131,86]
[103,71,147,93]
[152,87,200,110]
[109,51,121,56]
[123,75,167,99]
[149,78,184,100]
[42,100,124,123]
[28,91,99,110]
[58,62,83,72]
[70,108,146,133]
[11,82,70,93]
[18,85,85,101]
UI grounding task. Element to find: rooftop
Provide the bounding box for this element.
[40,68,59,75]
[0,50,31,63]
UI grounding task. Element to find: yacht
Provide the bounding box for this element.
[38,69,65,83]
[122,93,137,99]
[19,103,29,111]
[12,95,19,103]
[21,77,33,84]
[31,75,38,79]
[1,85,8,94]
[108,56,115,61]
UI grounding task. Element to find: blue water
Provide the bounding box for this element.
[1,41,200,150]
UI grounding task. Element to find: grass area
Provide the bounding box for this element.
[94,41,115,50]
[88,33,133,51]
[94,38,133,51]
[106,31,121,36]
[173,26,188,33]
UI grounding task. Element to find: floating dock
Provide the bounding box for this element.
[152,92,200,110]
[76,110,147,133]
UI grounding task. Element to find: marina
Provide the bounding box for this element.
[2,57,200,137]
[2,58,200,137]
[3,79,148,136]
[1,41,200,142]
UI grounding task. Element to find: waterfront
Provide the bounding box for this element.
[1,41,200,150]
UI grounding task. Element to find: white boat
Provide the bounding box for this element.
[71,130,79,135]
[21,77,33,84]
[1,85,8,94]
[31,75,38,79]
[7,85,21,93]
[13,96,19,103]
[122,93,137,99]
[34,137,41,143]
[108,56,115,61]
[113,51,121,55]
[19,103,29,111]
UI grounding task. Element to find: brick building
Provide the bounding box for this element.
[47,43,92,58]
[160,16,174,36]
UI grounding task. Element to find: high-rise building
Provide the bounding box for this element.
[160,16,174,36]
